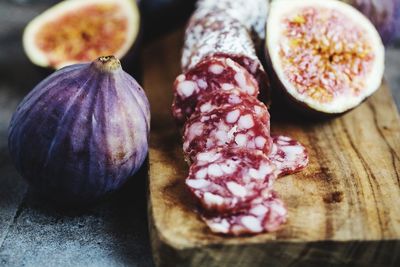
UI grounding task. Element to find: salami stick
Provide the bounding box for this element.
[181,8,270,98]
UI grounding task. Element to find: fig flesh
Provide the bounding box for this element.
[23,0,140,69]
[8,56,150,203]
[266,0,384,114]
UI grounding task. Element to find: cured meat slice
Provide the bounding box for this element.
[196,0,269,47]
[172,57,259,123]
[203,192,287,235]
[194,88,270,125]
[269,135,309,177]
[186,148,277,214]
[183,104,272,163]
[181,9,270,97]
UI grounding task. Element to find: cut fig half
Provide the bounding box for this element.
[23,0,140,69]
[266,0,384,114]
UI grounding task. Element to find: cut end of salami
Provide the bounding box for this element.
[180,0,272,101]
[269,135,309,177]
[186,148,277,214]
[172,57,259,123]
[203,192,287,236]
[183,103,272,163]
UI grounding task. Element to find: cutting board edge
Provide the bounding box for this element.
[149,204,400,248]
[149,210,400,267]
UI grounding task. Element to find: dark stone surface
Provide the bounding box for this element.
[0,0,398,266]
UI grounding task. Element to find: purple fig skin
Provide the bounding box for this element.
[8,56,150,204]
[343,0,400,45]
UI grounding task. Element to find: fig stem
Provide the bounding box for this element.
[93,55,121,72]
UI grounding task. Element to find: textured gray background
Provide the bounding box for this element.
[0,1,398,267]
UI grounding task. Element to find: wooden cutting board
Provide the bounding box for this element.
[143,29,400,267]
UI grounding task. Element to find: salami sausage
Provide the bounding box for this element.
[269,135,309,177]
[186,148,277,214]
[173,0,310,236]
[183,103,272,163]
[181,8,270,97]
[172,57,259,123]
[203,191,287,235]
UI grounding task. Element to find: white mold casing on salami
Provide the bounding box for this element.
[196,0,269,47]
[181,9,270,97]
[172,57,259,123]
[186,148,278,214]
[183,103,272,163]
[203,191,287,235]
[269,135,309,177]
[182,11,257,72]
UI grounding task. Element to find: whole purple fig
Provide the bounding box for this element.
[343,0,400,45]
[8,56,150,203]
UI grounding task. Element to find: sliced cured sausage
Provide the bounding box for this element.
[183,104,271,163]
[269,135,309,177]
[172,57,259,123]
[186,148,277,214]
[203,192,287,235]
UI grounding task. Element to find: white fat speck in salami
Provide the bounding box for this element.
[204,192,225,206]
[177,81,197,97]
[209,64,224,74]
[183,104,271,163]
[195,168,208,179]
[186,178,210,189]
[226,109,240,123]
[238,114,255,129]
[203,192,287,236]
[235,134,247,146]
[255,136,267,149]
[172,57,259,123]
[195,150,222,164]
[226,181,247,198]
[185,148,277,214]
[268,135,309,177]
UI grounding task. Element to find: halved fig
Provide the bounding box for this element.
[266,0,384,114]
[23,0,140,69]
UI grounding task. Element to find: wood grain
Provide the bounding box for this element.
[143,29,400,267]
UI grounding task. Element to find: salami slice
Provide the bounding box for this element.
[186,148,277,214]
[269,135,309,177]
[194,88,270,125]
[203,192,287,235]
[196,0,269,47]
[181,8,270,98]
[183,104,272,163]
[172,57,259,123]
